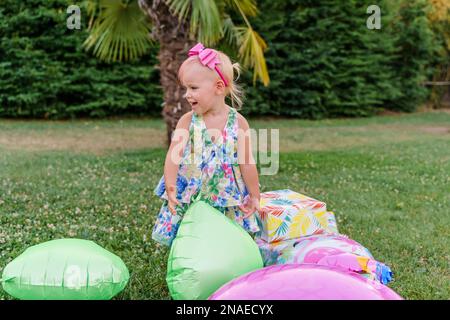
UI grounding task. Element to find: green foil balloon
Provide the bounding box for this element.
[166,200,264,300]
[1,239,129,300]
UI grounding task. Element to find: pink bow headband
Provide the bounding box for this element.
[188,43,229,87]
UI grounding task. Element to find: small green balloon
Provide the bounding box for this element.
[1,239,129,300]
[167,201,264,300]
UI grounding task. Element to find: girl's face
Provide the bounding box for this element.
[180,62,226,115]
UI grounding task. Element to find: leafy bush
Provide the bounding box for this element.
[0,0,162,119]
[239,0,439,117]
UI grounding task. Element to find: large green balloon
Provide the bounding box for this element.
[167,200,264,300]
[1,239,129,300]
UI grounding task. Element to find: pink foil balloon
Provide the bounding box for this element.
[209,264,403,300]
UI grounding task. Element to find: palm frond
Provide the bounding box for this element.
[222,14,239,48]
[83,0,153,62]
[236,26,270,86]
[225,0,259,17]
[223,0,269,86]
[165,0,191,22]
[86,0,98,29]
[167,0,223,46]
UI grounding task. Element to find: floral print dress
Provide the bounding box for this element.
[152,106,260,246]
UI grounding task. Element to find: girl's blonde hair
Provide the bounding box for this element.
[178,49,245,110]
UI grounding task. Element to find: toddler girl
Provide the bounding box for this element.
[152,42,261,247]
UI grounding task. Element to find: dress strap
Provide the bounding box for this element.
[229,107,239,164]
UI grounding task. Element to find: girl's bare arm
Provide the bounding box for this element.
[163,111,192,214]
[237,114,260,200]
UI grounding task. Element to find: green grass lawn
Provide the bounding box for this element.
[0,111,449,300]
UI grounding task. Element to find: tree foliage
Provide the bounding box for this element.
[239,0,440,117]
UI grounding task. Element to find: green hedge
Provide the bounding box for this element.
[0,0,441,119]
[0,0,162,119]
[239,0,439,118]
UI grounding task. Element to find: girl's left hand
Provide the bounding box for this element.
[238,196,261,219]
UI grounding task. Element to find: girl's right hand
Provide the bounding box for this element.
[167,185,180,215]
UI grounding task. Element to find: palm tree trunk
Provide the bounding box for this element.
[138,0,195,147]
